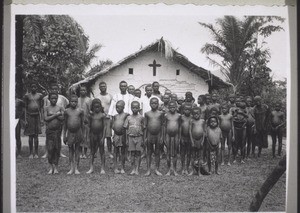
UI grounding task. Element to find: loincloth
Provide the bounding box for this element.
[24,113,41,136]
[66,129,83,146]
[147,134,160,145]
[90,131,103,146]
[46,129,61,150]
[181,136,190,145]
[194,137,204,149]
[113,134,126,147]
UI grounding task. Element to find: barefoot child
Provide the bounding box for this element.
[112,100,129,174]
[219,104,234,165]
[164,101,181,176]
[78,85,92,159]
[189,107,206,176]
[63,95,84,174]
[44,93,64,174]
[144,97,164,176]
[124,101,145,175]
[180,103,193,174]
[87,99,106,174]
[245,97,255,158]
[270,102,285,158]
[24,82,44,158]
[206,116,222,174]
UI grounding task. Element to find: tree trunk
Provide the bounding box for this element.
[249,155,286,211]
[15,15,24,99]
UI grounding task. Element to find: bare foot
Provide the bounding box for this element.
[135,170,139,175]
[221,162,225,166]
[82,155,87,159]
[141,153,146,159]
[34,154,39,159]
[120,169,125,174]
[202,161,207,166]
[67,169,74,175]
[154,170,162,176]
[114,169,120,174]
[165,170,171,176]
[100,169,106,174]
[130,170,135,175]
[74,169,80,175]
[109,153,114,159]
[41,154,47,158]
[188,171,195,176]
[86,168,94,174]
[144,170,151,176]
[48,169,53,174]
[227,162,231,166]
[216,171,220,175]
[174,171,179,176]
[80,154,84,159]
[28,154,34,159]
[233,160,236,164]
[53,169,59,174]
[241,160,245,164]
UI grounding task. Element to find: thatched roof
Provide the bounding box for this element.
[70,37,230,92]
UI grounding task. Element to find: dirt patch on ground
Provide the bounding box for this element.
[16,138,286,212]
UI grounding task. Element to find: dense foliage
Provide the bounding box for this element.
[18,15,101,96]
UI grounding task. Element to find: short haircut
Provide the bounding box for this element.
[131,101,140,107]
[80,84,87,89]
[152,81,159,86]
[50,82,58,88]
[169,100,177,107]
[119,80,127,85]
[207,116,219,126]
[145,84,152,90]
[116,100,125,106]
[150,97,159,102]
[254,96,261,101]
[91,98,104,112]
[134,89,141,92]
[192,107,201,113]
[183,102,192,109]
[48,92,58,99]
[70,94,78,100]
[30,81,37,86]
[99,81,106,86]
[185,91,193,97]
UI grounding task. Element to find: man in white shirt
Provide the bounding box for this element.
[140,84,162,116]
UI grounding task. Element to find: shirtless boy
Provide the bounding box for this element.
[24,82,44,158]
[44,93,64,174]
[63,95,84,174]
[245,97,255,158]
[87,99,106,174]
[270,102,285,158]
[189,107,206,176]
[124,101,144,175]
[206,116,222,174]
[219,104,234,165]
[144,98,164,176]
[180,103,193,174]
[159,94,170,113]
[112,100,129,174]
[98,81,113,158]
[134,89,142,98]
[164,101,181,176]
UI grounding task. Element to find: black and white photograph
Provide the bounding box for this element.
[7,3,293,212]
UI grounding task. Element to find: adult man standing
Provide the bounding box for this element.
[253,96,270,157]
[108,81,134,116]
[97,81,114,158]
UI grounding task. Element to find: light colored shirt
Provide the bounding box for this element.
[97,93,113,114]
[43,94,69,110]
[108,93,134,116]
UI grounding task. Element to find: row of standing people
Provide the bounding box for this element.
[16,80,285,176]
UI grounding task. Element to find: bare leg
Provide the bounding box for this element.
[181,143,186,174]
[130,151,136,175]
[28,136,34,158]
[120,147,125,174]
[16,121,22,158]
[53,164,59,174]
[67,146,74,174]
[145,143,152,176]
[114,147,120,174]
[48,164,54,174]
[189,148,196,175]
[154,142,162,176]
[74,143,80,174]
[135,151,141,175]
[33,135,39,158]
[100,140,106,174]
[107,137,114,158]
[87,141,96,174]
[277,127,283,156]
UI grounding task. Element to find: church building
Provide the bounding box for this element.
[70,38,229,98]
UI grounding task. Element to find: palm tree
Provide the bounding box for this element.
[199,16,284,93]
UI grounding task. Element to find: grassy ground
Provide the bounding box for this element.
[16,136,286,212]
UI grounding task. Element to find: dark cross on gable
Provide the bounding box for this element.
[148,60,161,76]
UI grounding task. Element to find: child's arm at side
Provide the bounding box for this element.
[143,114,148,146]
[63,110,68,144]
[189,120,195,147]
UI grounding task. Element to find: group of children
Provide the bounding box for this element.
[17,80,285,176]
